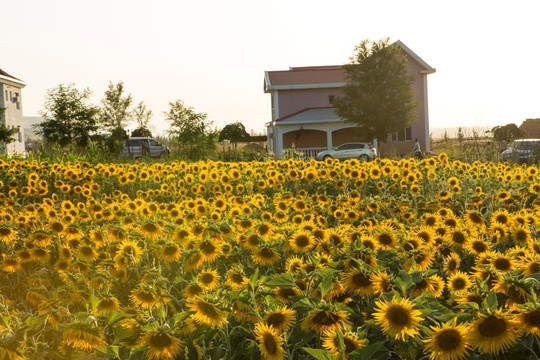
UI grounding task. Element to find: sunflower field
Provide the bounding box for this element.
[0,154,539,360]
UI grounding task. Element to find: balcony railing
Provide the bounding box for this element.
[282,147,328,160]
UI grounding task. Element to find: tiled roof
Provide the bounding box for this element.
[267,66,345,86]
[276,107,342,125]
[0,69,25,86]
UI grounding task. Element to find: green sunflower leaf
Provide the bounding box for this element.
[483,290,498,312]
[94,346,120,358]
[349,341,389,360]
[302,347,338,360]
[265,273,295,288]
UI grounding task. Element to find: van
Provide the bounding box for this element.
[500,139,540,163]
[122,137,169,159]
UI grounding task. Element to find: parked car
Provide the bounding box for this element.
[315,142,377,161]
[500,139,540,163]
[122,137,169,159]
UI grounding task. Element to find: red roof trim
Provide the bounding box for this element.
[275,106,334,122]
[0,69,22,82]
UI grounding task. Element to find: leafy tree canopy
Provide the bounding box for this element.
[219,121,250,144]
[100,81,133,134]
[491,124,523,143]
[332,38,418,142]
[132,101,153,131]
[0,107,18,147]
[34,83,99,148]
[131,127,152,138]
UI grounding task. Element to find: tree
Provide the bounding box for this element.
[0,107,18,148]
[33,84,99,148]
[219,121,250,159]
[332,38,418,142]
[100,81,133,134]
[165,100,216,160]
[131,101,153,138]
[491,124,523,143]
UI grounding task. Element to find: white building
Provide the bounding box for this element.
[0,69,25,154]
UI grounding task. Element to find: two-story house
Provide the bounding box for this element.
[0,69,25,154]
[264,40,435,159]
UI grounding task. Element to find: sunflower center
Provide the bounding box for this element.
[164,246,179,256]
[198,301,219,317]
[260,247,275,258]
[386,306,410,327]
[452,232,465,244]
[295,235,310,248]
[514,230,528,242]
[136,291,155,303]
[417,232,430,242]
[0,228,12,236]
[529,263,540,274]
[352,273,371,287]
[495,215,508,224]
[478,316,507,338]
[472,241,487,253]
[447,260,457,271]
[468,213,483,224]
[263,333,278,354]
[436,329,462,350]
[524,310,540,326]
[80,247,93,257]
[378,234,392,245]
[415,279,428,291]
[200,242,216,254]
[312,311,340,325]
[231,273,244,284]
[493,258,511,271]
[143,223,159,233]
[201,274,215,284]
[247,235,260,246]
[149,332,172,348]
[266,313,285,328]
[452,278,466,290]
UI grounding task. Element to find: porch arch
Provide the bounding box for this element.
[332,127,369,146]
[283,128,327,148]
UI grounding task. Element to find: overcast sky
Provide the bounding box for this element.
[2,0,539,135]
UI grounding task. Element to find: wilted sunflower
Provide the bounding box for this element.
[423,319,470,360]
[1,256,21,273]
[263,306,296,333]
[254,322,286,360]
[96,295,121,315]
[301,305,351,334]
[138,329,183,360]
[187,297,228,328]
[60,322,106,353]
[322,329,367,357]
[373,297,423,341]
[468,309,520,355]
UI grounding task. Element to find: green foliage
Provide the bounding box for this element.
[219,121,250,144]
[132,101,153,131]
[131,127,152,138]
[165,99,216,160]
[491,123,523,142]
[0,107,18,148]
[99,81,133,134]
[34,83,99,148]
[333,38,418,143]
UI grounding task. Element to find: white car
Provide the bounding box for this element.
[122,137,169,159]
[315,142,377,161]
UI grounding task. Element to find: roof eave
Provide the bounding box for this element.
[266,82,347,91]
[0,74,26,87]
[396,40,436,73]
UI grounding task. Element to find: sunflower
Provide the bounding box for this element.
[322,329,367,357]
[254,322,286,360]
[371,271,394,295]
[263,306,296,333]
[184,250,205,271]
[60,322,106,353]
[423,319,470,360]
[96,295,121,315]
[516,306,540,336]
[509,225,531,245]
[253,246,281,266]
[285,255,304,274]
[468,309,520,355]
[130,286,161,309]
[1,256,21,273]
[447,271,472,295]
[443,253,461,275]
[341,268,373,297]
[274,287,302,305]
[465,237,490,256]
[411,274,444,298]
[301,305,351,334]
[138,329,183,360]
[77,244,99,262]
[159,243,182,264]
[198,269,221,290]
[226,269,249,290]
[288,230,315,252]
[372,297,423,340]
[490,253,514,272]
[0,345,24,360]
[493,278,533,310]
[117,239,143,263]
[197,239,222,263]
[0,225,17,243]
[139,221,162,240]
[372,225,399,250]
[30,247,50,263]
[404,250,434,271]
[28,230,52,246]
[187,297,228,328]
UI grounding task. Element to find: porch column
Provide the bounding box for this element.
[326,129,333,150]
[276,127,284,159]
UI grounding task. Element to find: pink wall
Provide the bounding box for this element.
[275,88,344,120]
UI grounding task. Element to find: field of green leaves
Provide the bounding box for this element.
[0,154,539,359]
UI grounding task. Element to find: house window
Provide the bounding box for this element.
[392,126,412,141]
[329,95,335,104]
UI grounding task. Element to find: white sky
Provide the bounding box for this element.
[2,0,539,136]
